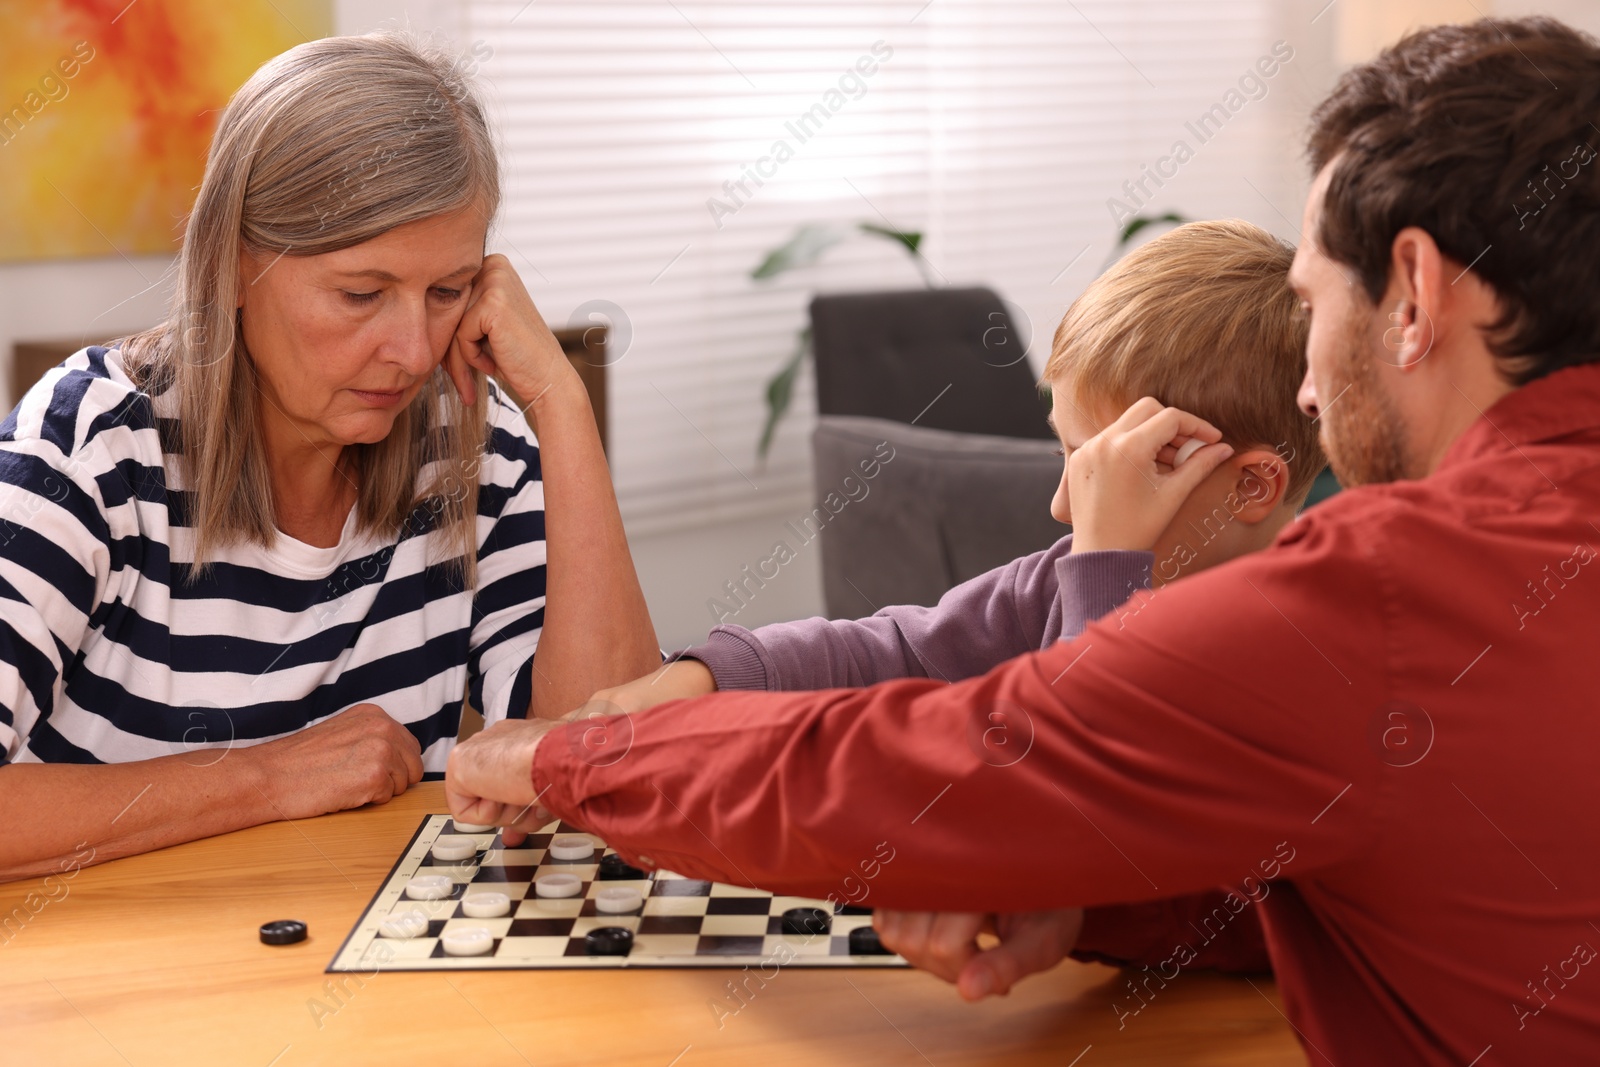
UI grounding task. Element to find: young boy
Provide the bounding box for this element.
[601,219,1320,715]
[588,218,1322,984]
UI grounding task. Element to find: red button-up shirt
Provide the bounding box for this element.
[533,361,1600,1065]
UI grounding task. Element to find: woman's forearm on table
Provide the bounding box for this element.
[0,754,281,883]
[523,377,659,719]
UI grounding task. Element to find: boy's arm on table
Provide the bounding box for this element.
[684,535,1153,690]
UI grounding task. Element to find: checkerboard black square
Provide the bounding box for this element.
[695,935,766,956]
[705,897,771,915]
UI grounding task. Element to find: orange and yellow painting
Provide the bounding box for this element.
[0,0,332,263]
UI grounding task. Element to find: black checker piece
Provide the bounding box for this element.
[598,854,648,880]
[585,927,633,956]
[779,907,831,936]
[848,925,892,955]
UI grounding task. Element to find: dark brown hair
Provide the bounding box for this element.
[1307,16,1600,384]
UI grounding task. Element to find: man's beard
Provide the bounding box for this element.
[1320,311,1410,486]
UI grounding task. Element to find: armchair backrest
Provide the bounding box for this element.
[809,287,1053,440]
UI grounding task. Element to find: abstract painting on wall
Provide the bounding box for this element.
[0,0,333,263]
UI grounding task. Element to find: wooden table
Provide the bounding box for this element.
[1,783,1307,1066]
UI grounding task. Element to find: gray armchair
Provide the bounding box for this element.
[812,416,1063,618]
[809,287,1054,440]
[805,287,1063,619]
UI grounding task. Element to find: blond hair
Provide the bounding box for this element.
[1044,220,1323,499]
[119,31,497,579]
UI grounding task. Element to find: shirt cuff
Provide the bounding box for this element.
[680,627,772,690]
[530,720,572,818]
[1069,894,1272,974]
[529,719,676,875]
[1056,548,1154,638]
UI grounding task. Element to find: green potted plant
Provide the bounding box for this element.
[751,222,932,461]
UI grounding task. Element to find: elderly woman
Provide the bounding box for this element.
[0,33,659,880]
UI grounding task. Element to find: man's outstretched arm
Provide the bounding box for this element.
[449,507,1390,914]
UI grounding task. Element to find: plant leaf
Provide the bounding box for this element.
[756,328,811,462]
[860,223,936,287]
[1116,212,1188,248]
[751,225,844,281]
[859,222,923,255]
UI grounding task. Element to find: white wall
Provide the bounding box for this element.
[0,258,174,407]
[1334,0,1600,62]
[1497,0,1600,34]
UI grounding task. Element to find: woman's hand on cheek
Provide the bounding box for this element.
[446,253,580,411]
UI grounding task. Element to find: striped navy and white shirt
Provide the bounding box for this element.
[0,346,546,773]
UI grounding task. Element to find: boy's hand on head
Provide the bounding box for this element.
[1067,397,1234,553]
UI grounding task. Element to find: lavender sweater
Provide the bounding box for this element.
[684,535,1154,690]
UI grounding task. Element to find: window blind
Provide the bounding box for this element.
[455,0,1306,534]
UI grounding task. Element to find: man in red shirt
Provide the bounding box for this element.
[448,16,1600,1064]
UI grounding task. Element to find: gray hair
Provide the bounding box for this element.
[123,30,499,581]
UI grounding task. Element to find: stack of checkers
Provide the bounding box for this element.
[327,816,901,972]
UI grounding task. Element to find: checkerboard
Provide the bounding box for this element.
[327,815,907,971]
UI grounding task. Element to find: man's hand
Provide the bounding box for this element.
[585,659,716,717]
[874,907,1085,1001]
[1067,397,1234,553]
[446,718,567,844]
[246,703,423,820]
